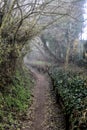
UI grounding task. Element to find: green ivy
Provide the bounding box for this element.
[49,67,87,130]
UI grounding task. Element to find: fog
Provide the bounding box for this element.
[82,0,87,40]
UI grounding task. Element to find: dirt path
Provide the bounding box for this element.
[21,66,66,130]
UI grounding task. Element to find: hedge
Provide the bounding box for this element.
[49,67,87,130]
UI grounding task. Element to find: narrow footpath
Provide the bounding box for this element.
[21,66,66,130]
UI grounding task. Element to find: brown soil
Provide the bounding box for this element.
[21,67,66,130]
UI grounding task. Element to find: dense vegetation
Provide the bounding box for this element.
[0,0,86,130]
[0,67,32,130]
[49,67,87,130]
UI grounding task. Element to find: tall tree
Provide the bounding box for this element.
[40,0,85,66]
[0,0,73,89]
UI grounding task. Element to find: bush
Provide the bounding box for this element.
[49,67,87,130]
[0,68,32,130]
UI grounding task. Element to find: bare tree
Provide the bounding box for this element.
[40,0,85,67]
[0,0,72,88]
[0,0,85,88]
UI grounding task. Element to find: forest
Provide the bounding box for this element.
[0,0,87,130]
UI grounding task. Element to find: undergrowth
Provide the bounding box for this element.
[0,67,32,130]
[49,67,87,130]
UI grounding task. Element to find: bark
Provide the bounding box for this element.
[41,35,61,63]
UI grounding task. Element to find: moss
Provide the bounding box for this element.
[0,67,33,129]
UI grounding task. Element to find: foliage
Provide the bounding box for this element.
[49,67,87,130]
[0,68,32,130]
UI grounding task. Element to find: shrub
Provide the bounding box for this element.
[0,68,32,130]
[49,67,87,130]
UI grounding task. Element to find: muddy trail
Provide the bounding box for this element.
[21,64,66,130]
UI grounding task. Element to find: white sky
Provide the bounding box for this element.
[82,0,87,40]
